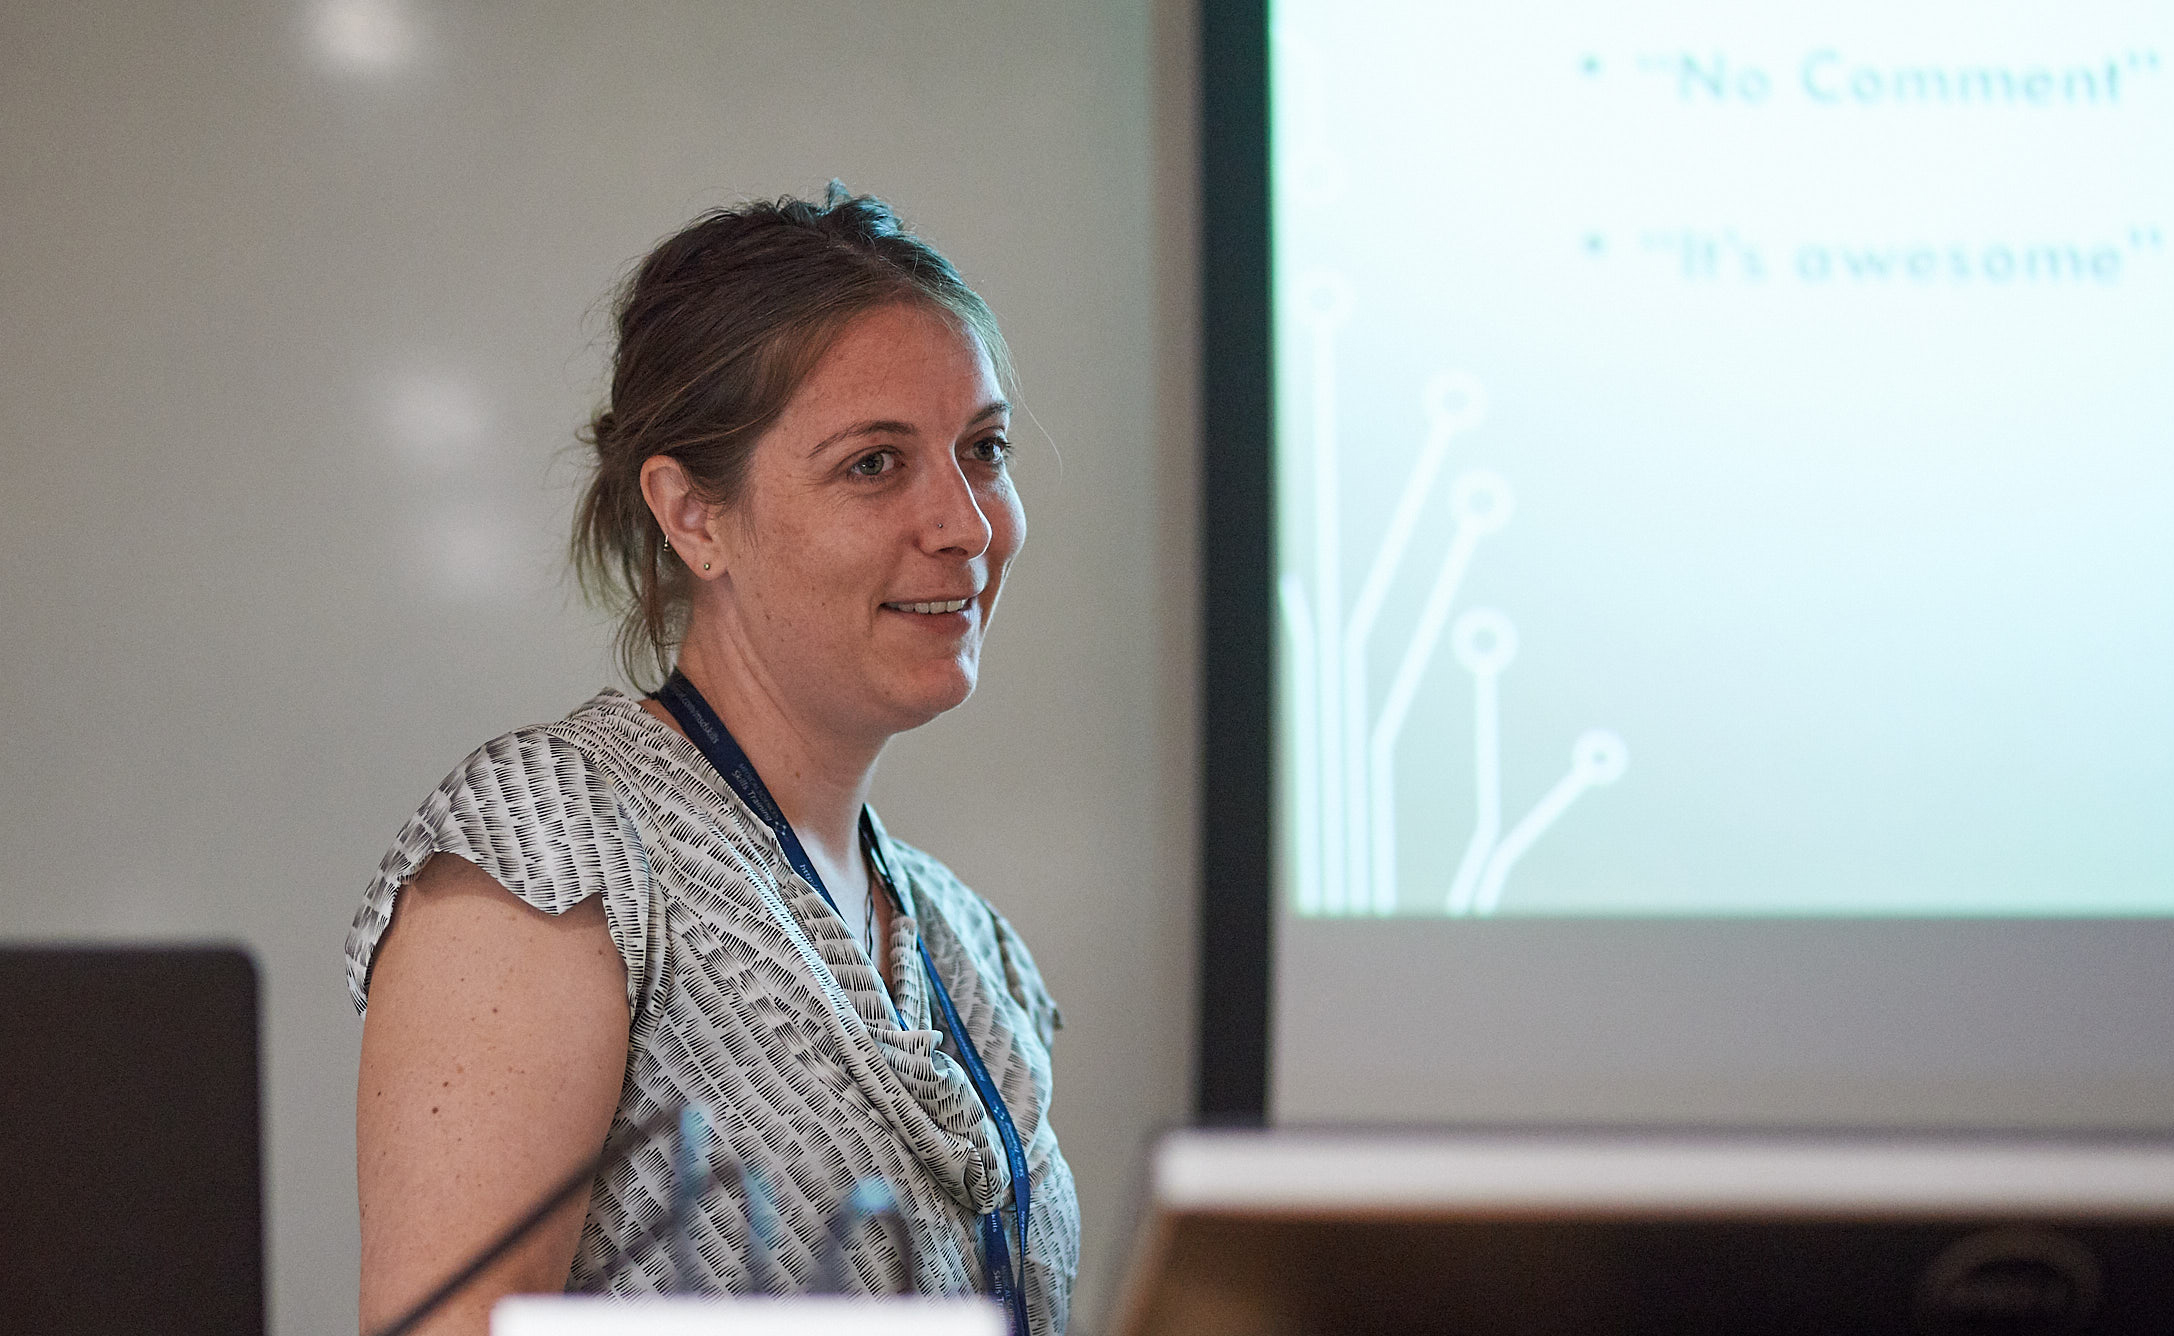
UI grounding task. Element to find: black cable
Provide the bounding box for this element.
[370,1112,915,1336]
[367,1107,687,1336]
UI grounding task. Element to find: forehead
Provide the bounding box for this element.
[787,302,1001,419]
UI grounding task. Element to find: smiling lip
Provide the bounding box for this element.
[882,596,974,615]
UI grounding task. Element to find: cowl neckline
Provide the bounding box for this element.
[595,689,1011,1217]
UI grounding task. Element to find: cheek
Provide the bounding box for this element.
[745,520,863,629]
[991,485,1027,565]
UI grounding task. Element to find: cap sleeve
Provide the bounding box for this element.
[344,726,658,1019]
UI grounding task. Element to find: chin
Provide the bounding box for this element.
[883,665,978,731]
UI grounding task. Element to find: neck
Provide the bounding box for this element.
[669,627,882,870]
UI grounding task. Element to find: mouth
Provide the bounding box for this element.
[882,597,973,615]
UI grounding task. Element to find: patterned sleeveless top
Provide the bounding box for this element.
[343,690,1079,1332]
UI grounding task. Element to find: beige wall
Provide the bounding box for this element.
[0,2,1198,1330]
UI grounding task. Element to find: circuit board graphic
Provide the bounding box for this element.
[1280,272,1627,917]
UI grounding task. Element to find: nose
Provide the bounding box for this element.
[922,458,993,558]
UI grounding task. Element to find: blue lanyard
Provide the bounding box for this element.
[652,673,1032,1336]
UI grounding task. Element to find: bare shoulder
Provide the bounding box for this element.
[357,853,631,1334]
[347,696,664,1020]
[369,851,625,989]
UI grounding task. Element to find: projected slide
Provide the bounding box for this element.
[1273,1,2173,917]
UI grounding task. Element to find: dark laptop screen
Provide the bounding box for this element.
[0,946,264,1336]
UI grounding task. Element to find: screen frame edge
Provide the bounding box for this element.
[1195,0,1275,1125]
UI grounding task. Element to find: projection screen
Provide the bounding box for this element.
[1249,0,2174,1127]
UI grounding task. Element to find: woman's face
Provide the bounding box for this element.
[708,302,1025,744]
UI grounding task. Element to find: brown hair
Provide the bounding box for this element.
[571,184,1012,687]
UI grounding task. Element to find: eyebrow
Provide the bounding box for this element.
[807,400,1010,457]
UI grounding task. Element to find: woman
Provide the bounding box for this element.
[348,188,1078,1336]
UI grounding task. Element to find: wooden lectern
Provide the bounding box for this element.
[1112,1129,2174,1336]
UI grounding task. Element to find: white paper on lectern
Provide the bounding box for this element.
[492,1295,1007,1336]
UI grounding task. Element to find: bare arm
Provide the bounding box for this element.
[357,853,632,1336]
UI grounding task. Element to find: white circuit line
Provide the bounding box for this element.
[1281,342,1622,919]
[1475,730,1630,914]
[1446,609,1517,915]
[1342,652,1372,913]
[1279,575,1322,916]
[1365,468,1513,914]
[1474,769,1585,915]
[1371,511,1490,751]
[1346,373,1485,915]
[1346,372,1486,648]
[1304,278,1350,913]
[1364,525,1479,916]
[1370,530,1482,807]
[1370,468,1511,838]
[1446,670,1501,916]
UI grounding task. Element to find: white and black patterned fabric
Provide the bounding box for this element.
[344,691,1079,1332]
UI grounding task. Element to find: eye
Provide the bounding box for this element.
[967,435,1014,467]
[848,449,896,478]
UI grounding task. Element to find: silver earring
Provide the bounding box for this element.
[662,534,672,551]
[702,562,711,571]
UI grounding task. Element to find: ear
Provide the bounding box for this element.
[638,455,723,578]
